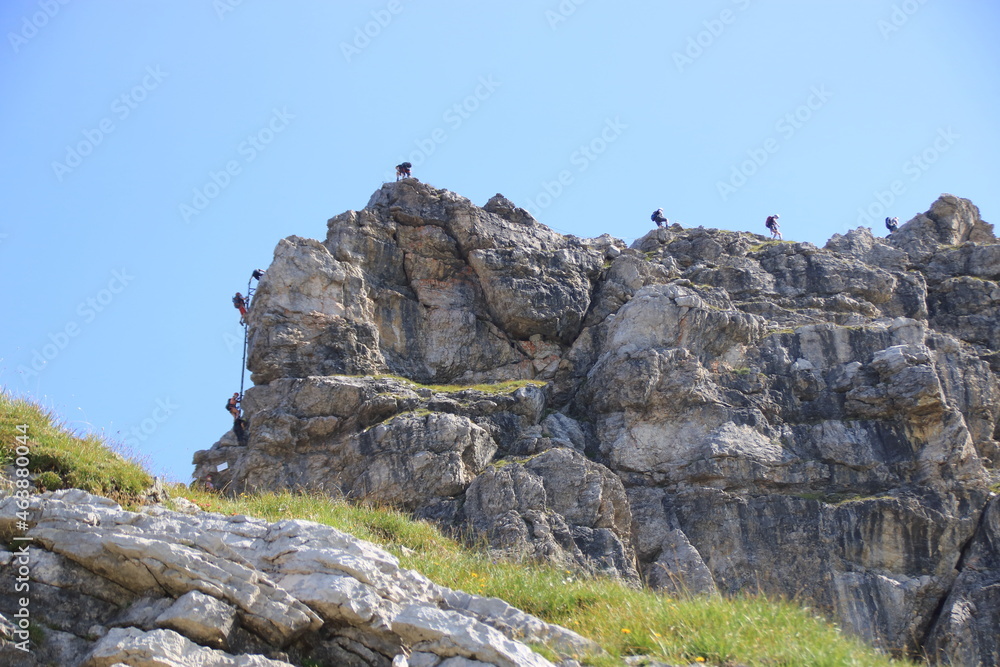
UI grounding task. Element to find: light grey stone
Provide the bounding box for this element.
[391,605,554,667]
[155,590,237,649]
[81,627,294,666]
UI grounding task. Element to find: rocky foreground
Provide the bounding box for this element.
[187,181,999,665]
[0,489,597,666]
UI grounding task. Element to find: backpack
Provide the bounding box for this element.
[651,212,658,222]
[401,162,412,169]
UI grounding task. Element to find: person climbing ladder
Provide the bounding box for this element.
[226,392,241,419]
[225,392,248,445]
[233,415,248,444]
[233,292,249,324]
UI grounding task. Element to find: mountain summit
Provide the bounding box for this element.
[196,180,1000,663]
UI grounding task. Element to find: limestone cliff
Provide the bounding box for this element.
[195,180,1000,663]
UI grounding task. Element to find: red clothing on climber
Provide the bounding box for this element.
[233,292,248,324]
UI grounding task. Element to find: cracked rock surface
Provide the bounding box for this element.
[190,181,1000,662]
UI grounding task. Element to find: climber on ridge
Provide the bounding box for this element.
[251,268,265,281]
[396,162,412,180]
[885,216,899,233]
[233,292,249,324]
[765,214,782,240]
[651,208,668,228]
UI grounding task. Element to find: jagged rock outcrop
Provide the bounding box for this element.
[0,489,599,666]
[925,495,1000,666]
[195,181,1000,662]
[462,448,638,581]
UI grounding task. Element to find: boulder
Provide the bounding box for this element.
[154,590,238,650]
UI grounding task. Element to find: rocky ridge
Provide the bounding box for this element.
[192,181,1000,664]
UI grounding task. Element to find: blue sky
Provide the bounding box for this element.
[2,1,998,483]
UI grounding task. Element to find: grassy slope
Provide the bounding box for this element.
[0,391,910,666]
[0,393,152,500]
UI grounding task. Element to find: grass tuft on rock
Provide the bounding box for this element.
[373,374,548,395]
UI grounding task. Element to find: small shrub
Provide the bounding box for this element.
[34,471,63,491]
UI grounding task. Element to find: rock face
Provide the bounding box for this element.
[195,181,1000,662]
[0,489,598,666]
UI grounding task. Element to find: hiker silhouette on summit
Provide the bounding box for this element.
[765,214,782,240]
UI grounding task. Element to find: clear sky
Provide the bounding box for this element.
[2,1,998,483]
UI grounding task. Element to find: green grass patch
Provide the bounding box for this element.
[489,453,546,469]
[0,392,152,502]
[374,374,547,395]
[172,489,450,554]
[747,240,796,253]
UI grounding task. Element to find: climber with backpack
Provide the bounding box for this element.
[396,162,412,180]
[651,209,668,228]
[885,216,899,233]
[226,392,241,419]
[765,214,782,240]
[233,292,248,324]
